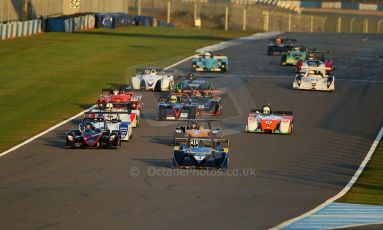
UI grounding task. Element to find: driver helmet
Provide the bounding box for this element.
[275,37,282,44]
[204,52,211,58]
[106,103,113,111]
[190,140,199,148]
[308,53,315,60]
[150,69,157,75]
[308,70,315,75]
[169,95,178,104]
[262,105,271,115]
[293,47,300,51]
[112,89,119,95]
[187,73,194,80]
[189,121,199,130]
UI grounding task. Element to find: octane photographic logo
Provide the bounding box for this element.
[129,167,256,177]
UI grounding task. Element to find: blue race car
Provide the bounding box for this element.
[171,137,229,169]
[191,51,228,72]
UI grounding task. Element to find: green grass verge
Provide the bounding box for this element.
[338,140,383,205]
[0,27,251,152]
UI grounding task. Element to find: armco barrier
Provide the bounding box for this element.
[134,15,155,27]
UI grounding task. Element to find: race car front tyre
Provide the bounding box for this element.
[188,106,197,119]
[280,54,287,66]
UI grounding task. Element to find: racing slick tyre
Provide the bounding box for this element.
[158,107,167,120]
[170,159,178,169]
[280,54,287,66]
[188,106,197,119]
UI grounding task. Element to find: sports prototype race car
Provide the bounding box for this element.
[157,93,198,121]
[293,67,335,91]
[84,112,133,141]
[297,50,334,74]
[98,86,143,112]
[171,137,229,169]
[175,74,213,94]
[93,102,140,128]
[245,105,293,134]
[191,51,228,72]
[131,67,174,91]
[173,119,223,146]
[65,116,122,149]
[267,37,297,55]
[280,46,307,66]
[191,93,222,116]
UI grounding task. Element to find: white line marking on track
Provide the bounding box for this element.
[272,124,383,229]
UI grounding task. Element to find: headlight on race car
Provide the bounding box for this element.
[175,129,182,133]
[109,135,116,141]
[67,135,74,141]
[212,130,218,134]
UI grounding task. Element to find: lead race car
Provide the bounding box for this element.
[267,36,297,56]
[171,137,229,170]
[191,51,228,72]
[293,66,335,91]
[157,93,198,121]
[173,119,223,146]
[65,116,122,149]
[245,105,293,134]
[131,67,174,91]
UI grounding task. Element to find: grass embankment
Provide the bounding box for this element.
[0,27,250,152]
[338,140,383,205]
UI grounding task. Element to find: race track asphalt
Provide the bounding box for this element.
[0,33,382,230]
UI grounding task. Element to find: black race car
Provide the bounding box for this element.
[267,37,297,56]
[157,93,198,121]
[65,117,121,149]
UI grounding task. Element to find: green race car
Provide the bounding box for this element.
[280,46,307,66]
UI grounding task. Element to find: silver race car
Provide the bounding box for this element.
[131,67,174,91]
[293,66,335,92]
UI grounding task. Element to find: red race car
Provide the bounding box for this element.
[245,105,293,134]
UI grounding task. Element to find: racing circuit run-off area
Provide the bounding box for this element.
[0,1,383,230]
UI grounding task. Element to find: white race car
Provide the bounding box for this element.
[293,66,335,92]
[131,68,174,91]
[85,112,133,141]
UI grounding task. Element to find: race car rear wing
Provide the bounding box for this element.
[136,67,174,74]
[307,49,332,54]
[301,66,332,71]
[250,109,293,116]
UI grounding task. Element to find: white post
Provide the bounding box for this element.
[322,17,327,33]
[349,17,355,33]
[263,11,269,32]
[378,19,383,33]
[225,6,229,31]
[242,8,247,31]
[310,15,314,33]
[167,1,171,23]
[288,13,291,32]
[138,0,141,16]
[336,17,341,33]
[363,19,368,33]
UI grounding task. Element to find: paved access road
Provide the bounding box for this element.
[0,33,382,230]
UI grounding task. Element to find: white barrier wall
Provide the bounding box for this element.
[0,19,41,40]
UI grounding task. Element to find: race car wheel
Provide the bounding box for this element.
[170,159,178,169]
[280,54,287,66]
